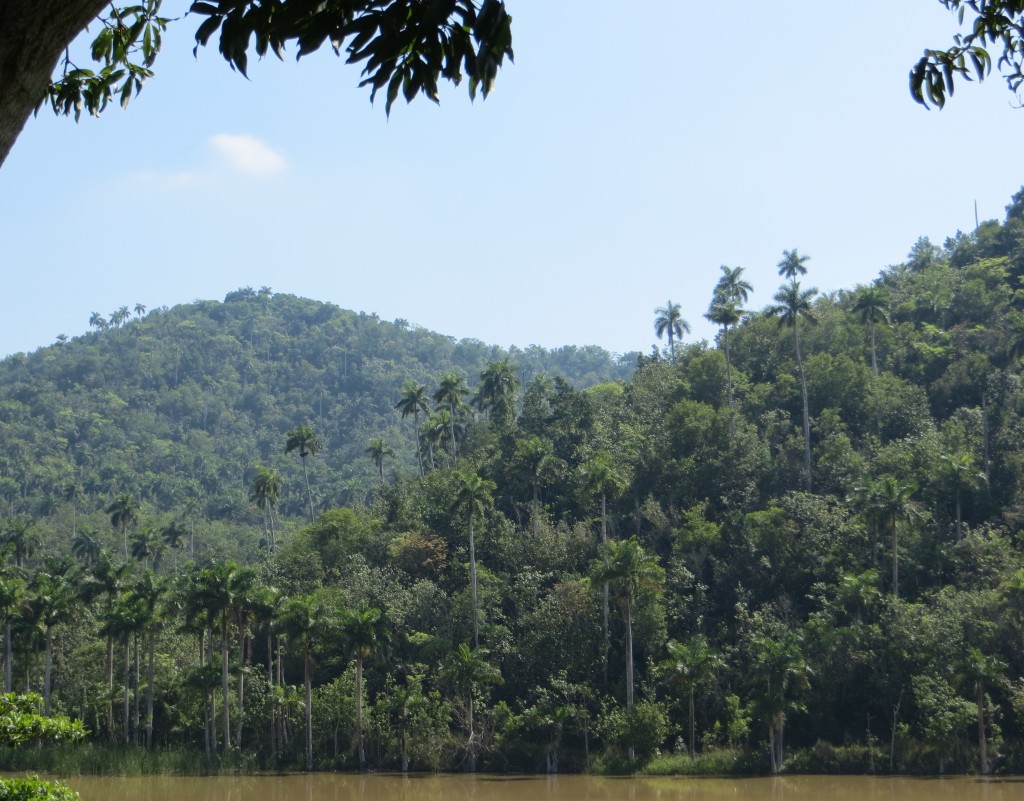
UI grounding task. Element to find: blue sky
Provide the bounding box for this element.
[2,1,1023,359]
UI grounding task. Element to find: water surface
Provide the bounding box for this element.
[56,774,1024,801]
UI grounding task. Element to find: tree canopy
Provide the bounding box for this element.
[0,0,513,168]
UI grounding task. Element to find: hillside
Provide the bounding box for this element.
[0,291,636,532]
[2,191,1024,774]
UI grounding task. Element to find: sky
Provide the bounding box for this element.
[2,2,1023,360]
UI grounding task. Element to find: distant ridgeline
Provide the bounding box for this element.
[0,291,637,532]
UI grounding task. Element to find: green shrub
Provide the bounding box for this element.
[0,777,78,801]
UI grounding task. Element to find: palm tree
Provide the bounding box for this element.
[0,576,24,693]
[364,437,396,483]
[133,303,146,318]
[869,475,918,599]
[191,561,257,751]
[72,528,101,569]
[452,471,496,648]
[160,521,187,569]
[63,481,84,538]
[340,606,386,770]
[0,517,36,569]
[129,528,162,569]
[441,643,503,772]
[474,360,519,427]
[654,300,690,363]
[512,435,563,535]
[941,453,986,541]
[590,536,665,711]
[705,296,741,410]
[83,552,130,739]
[88,311,107,331]
[777,248,810,283]
[395,381,430,476]
[249,466,283,550]
[277,593,337,771]
[662,635,722,755]
[956,646,1006,775]
[284,424,322,523]
[750,622,811,774]
[434,372,469,463]
[132,570,163,749]
[766,281,819,491]
[716,264,753,304]
[106,492,140,560]
[31,564,77,715]
[851,286,890,376]
[582,451,626,685]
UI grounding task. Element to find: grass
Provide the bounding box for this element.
[0,744,261,777]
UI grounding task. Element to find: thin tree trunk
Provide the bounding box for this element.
[302,456,315,522]
[304,651,313,771]
[356,657,365,769]
[892,520,899,600]
[795,326,813,492]
[869,321,879,376]
[4,623,12,693]
[221,620,231,750]
[469,514,479,649]
[43,629,52,715]
[145,630,155,749]
[133,633,140,744]
[625,599,635,762]
[978,683,990,775]
[122,640,130,744]
[601,492,610,690]
[236,630,246,749]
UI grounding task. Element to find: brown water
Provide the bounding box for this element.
[53,774,1024,801]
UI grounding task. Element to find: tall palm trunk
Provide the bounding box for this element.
[303,649,313,771]
[625,598,635,762]
[794,325,812,491]
[221,618,231,750]
[601,491,610,690]
[977,681,990,775]
[43,628,53,715]
[145,629,155,748]
[4,623,12,693]
[301,456,314,523]
[469,513,479,648]
[236,630,247,749]
[869,320,879,376]
[356,656,365,769]
[892,519,900,600]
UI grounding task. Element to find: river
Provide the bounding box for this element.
[54,774,1024,801]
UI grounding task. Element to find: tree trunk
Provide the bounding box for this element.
[469,515,479,649]
[145,630,155,749]
[0,0,111,169]
[43,628,53,715]
[221,620,231,750]
[304,650,313,771]
[794,326,813,492]
[601,492,610,690]
[4,623,12,693]
[236,630,246,750]
[356,657,365,769]
[869,321,879,376]
[625,599,634,762]
[892,520,899,600]
[978,682,990,775]
[301,456,315,522]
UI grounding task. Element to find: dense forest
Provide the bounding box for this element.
[5,191,1024,776]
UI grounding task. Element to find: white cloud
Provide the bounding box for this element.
[209,134,287,175]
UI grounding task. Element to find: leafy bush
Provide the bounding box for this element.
[0,777,78,801]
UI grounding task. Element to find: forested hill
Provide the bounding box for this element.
[6,192,1024,774]
[0,290,637,526]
